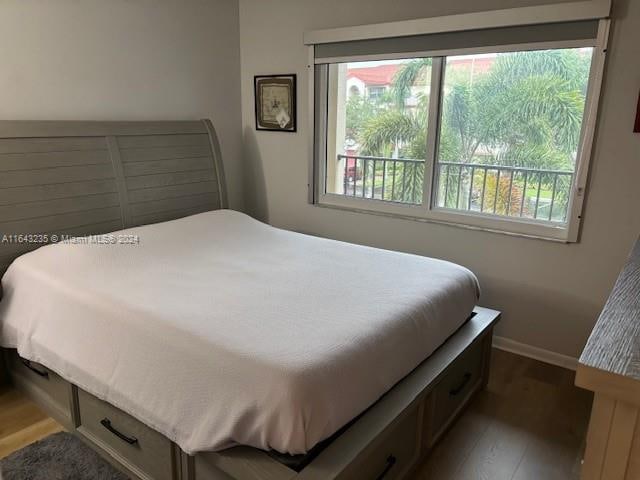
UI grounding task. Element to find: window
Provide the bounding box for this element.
[349,85,361,97]
[325,59,431,204]
[367,85,387,101]
[435,50,592,224]
[309,15,609,242]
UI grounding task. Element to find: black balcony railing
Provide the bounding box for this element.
[336,154,575,223]
[338,154,424,204]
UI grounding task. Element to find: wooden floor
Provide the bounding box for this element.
[0,350,593,480]
[0,386,63,459]
[415,349,593,480]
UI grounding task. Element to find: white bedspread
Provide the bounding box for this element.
[0,210,479,455]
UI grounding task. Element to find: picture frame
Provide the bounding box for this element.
[254,74,297,132]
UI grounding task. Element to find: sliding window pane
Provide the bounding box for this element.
[435,48,593,223]
[325,59,432,204]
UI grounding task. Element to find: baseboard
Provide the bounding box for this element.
[492,336,578,371]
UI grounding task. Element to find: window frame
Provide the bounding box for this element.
[308,19,610,243]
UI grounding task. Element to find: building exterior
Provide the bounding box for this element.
[346,55,496,105]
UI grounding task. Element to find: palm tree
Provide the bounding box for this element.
[359,100,427,203]
[392,58,432,109]
[354,49,591,206]
[365,50,588,165]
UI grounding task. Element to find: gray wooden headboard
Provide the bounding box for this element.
[0,119,227,276]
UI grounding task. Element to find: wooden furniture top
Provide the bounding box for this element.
[579,236,640,380]
[576,236,640,403]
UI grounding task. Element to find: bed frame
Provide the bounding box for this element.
[0,120,500,480]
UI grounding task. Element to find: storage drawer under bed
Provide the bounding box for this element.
[338,406,421,480]
[76,388,176,480]
[423,338,485,447]
[336,338,486,480]
[4,349,73,428]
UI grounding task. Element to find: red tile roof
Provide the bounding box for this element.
[449,57,494,74]
[347,57,496,86]
[347,64,400,86]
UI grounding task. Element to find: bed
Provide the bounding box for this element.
[0,120,500,480]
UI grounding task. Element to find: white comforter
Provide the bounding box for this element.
[0,210,479,455]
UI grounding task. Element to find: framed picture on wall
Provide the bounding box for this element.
[254,74,296,132]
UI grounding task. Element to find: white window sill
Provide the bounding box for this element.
[317,193,574,243]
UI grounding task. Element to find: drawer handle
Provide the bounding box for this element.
[449,372,472,396]
[21,359,49,379]
[375,455,397,480]
[100,418,138,445]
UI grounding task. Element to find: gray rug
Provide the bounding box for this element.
[0,432,128,480]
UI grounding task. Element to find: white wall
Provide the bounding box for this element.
[0,0,244,209]
[239,0,640,358]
